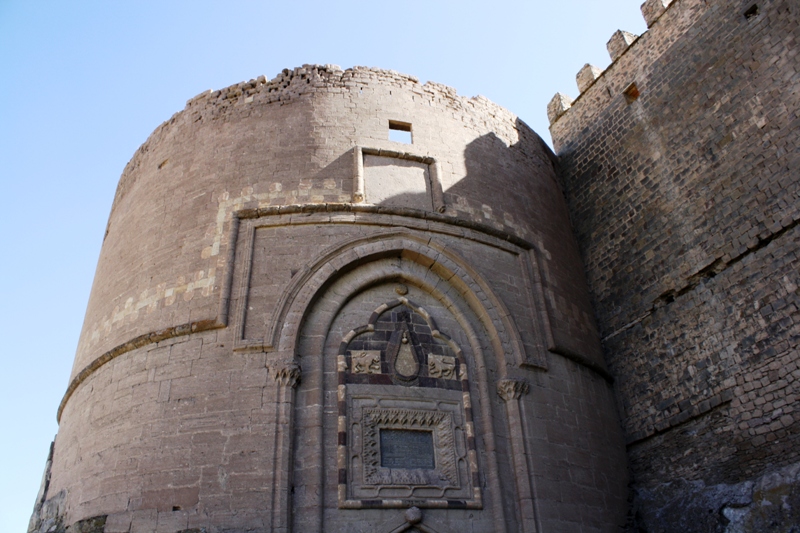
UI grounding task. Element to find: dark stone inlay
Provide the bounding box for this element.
[342,304,460,391]
[361,499,383,508]
[380,429,435,469]
[447,500,467,508]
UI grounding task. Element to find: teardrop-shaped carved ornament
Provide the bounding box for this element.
[395,331,419,378]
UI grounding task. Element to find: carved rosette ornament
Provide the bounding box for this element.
[272,361,301,388]
[496,378,529,402]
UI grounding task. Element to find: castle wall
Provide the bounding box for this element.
[550,0,800,528]
[36,67,629,532]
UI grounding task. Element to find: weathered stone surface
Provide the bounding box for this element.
[547,92,574,124]
[606,30,637,62]
[576,63,603,93]
[67,516,107,533]
[631,462,800,532]
[640,0,673,27]
[34,0,798,530]
[39,65,626,532]
[551,0,800,530]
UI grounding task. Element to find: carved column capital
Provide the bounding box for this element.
[272,361,301,388]
[497,378,529,402]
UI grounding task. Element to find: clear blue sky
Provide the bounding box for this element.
[0,1,646,530]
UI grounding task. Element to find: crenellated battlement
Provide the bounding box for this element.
[546,0,681,130]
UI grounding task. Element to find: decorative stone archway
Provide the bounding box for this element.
[287,246,518,533]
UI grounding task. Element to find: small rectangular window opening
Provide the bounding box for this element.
[623,82,640,104]
[744,4,758,19]
[389,120,412,144]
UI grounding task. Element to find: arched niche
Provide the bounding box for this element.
[291,253,516,533]
[264,231,528,372]
[335,296,479,508]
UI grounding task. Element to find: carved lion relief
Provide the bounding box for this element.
[351,350,382,374]
[427,354,456,380]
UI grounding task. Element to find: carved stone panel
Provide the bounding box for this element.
[337,298,481,509]
[351,350,382,374]
[380,430,435,469]
[345,388,474,504]
[362,408,457,487]
[427,354,456,380]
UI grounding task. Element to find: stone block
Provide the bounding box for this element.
[641,0,673,27]
[576,64,603,94]
[547,93,574,125]
[607,30,638,62]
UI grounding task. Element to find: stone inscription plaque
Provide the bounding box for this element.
[380,429,435,469]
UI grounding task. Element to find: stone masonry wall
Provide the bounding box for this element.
[550,0,800,529]
[70,66,600,389]
[44,222,628,532]
[37,65,629,532]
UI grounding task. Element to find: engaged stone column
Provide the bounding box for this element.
[271,361,301,533]
[497,378,538,533]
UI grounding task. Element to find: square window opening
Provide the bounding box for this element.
[624,82,640,104]
[389,120,413,144]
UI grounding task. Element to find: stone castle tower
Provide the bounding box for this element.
[29,0,799,531]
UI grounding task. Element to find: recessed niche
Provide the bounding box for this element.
[380,429,435,469]
[624,82,640,103]
[363,154,433,211]
[389,120,412,144]
[744,4,759,19]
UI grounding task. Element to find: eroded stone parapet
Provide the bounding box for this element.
[547,92,574,125]
[607,30,638,62]
[576,63,603,93]
[641,0,674,27]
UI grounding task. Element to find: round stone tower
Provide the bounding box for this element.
[31,65,627,533]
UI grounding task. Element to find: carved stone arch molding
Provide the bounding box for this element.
[289,246,514,533]
[236,229,536,372]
